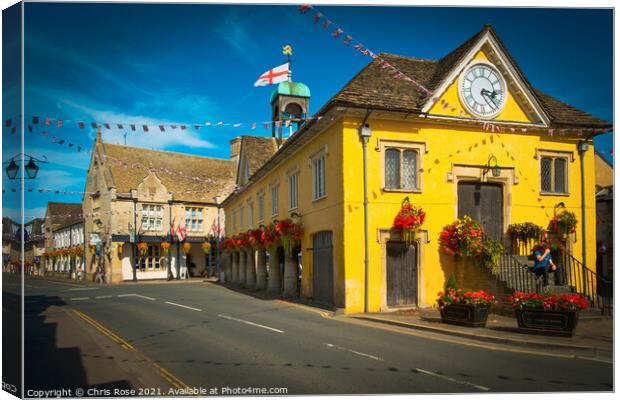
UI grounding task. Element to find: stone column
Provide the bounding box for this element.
[220,253,229,282]
[255,250,267,290]
[282,251,298,298]
[238,250,246,286]
[231,252,239,283]
[245,249,256,288]
[225,253,232,283]
[267,248,281,294]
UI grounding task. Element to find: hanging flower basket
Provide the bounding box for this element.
[439,216,484,257]
[507,222,544,242]
[201,242,212,254]
[161,242,171,254]
[247,229,264,251]
[275,218,303,256]
[549,210,578,239]
[392,197,425,246]
[261,223,281,251]
[183,242,191,254]
[137,242,148,257]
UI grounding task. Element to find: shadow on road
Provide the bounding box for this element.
[23,294,133,396]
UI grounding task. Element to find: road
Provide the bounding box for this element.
[12,276,614,395]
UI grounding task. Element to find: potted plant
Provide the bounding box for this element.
[436,287,496,327]
[392,197,426,246]
[439,215,484,257]
[508,291,588,336]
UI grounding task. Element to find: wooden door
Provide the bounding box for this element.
[457,182,503,241]
[386,241,418,307]
[312,231,333,305]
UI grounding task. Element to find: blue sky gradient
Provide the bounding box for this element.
[4,3,614,220]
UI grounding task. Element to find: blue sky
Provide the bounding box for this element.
[2,3,614,221]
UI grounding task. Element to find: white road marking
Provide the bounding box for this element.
[69,287,99,291]
[165,301,202,311]
[218,314,284,333]
[117,293,156,300]
[413,368,489,391]
[324,343,383,361]
[133,294,156,301]
[69,297,89,301]
[95,295,113,299]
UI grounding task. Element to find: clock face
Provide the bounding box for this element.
[459,63,506,118]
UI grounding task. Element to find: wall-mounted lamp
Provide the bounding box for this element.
[484,155,501,178]
[554,202,566,216]
[290,212,302,225]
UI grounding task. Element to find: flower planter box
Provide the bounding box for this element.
[514,309,579,337]
[439,303,490,328]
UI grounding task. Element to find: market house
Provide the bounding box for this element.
[82,131,235,283]
[221,24,611,313]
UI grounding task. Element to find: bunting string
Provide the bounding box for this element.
[4,113,326,136]
[297,4,613,137]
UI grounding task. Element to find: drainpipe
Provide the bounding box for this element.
[577,140,589,290]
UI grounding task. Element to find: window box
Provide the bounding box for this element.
[439,303,490,328]
[514,309,579,337]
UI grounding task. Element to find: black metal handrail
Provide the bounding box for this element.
[558,252,613,316]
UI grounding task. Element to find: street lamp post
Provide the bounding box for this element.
[132,198,138,282]
[168,199,173,281]
[358,123,372,313]
[214,196,222,281]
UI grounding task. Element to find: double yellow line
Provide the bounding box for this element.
[72,309,135,350]
[153,363,189,390]
[71,308,188,389]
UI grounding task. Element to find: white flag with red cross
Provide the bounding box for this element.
[176,223,187,242]
[254,63,290,87]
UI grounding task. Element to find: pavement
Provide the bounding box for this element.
[350,308,613,361]
[10,274,615,395]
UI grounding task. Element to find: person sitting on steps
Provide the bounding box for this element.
[533,232,557,287]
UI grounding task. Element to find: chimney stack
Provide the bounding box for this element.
[230,137,242,168]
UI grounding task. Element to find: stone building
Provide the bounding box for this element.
[82,132,235,283]
[594,151,613,281]
[43,202,84,277]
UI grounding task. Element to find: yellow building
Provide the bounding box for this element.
[222,25,611,314]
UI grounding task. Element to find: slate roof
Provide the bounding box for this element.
[330,25,611,128]
[102,143,236,203]
[46,202,83,228]
[240,136,280,177]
